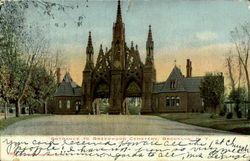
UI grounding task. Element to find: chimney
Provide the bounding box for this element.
[186,59,192,78]
[56,68,61,84]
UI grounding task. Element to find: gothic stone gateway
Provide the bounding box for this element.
[48,0,210,115]
[81,0,156,114]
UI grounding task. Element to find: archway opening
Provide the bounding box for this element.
[122,97,142,115]
[92,98,110,115]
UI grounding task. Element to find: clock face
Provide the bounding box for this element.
[114,60,121,68]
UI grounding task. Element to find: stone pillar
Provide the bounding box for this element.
[109,71,123,114]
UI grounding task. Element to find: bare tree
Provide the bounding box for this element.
[226,51,236,91]
[231,23,250,119]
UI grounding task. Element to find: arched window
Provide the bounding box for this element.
[58,100,62,109]
[67,100,70,109]
[75,101,81,111]
[166,97,170,107]
[176,97,180,106]
[171,97,175,106]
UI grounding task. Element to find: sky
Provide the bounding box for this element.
[26,0,250,87]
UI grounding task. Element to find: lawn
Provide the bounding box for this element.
[157,113,250,135]
[0,114,50,132]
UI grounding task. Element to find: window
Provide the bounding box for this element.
[67,100,70,109]
[155,98,158,108]
[176,97,180,106]
[201,98,204,107]
[170,80,177,89]
[75,101,81,111]
[166,97,170,107]
[171,97,175,106]
[58,100,62,109]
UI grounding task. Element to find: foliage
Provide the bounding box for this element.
[228,87,247,104]
[0,0,65,117]
[128,106,141,115]
[24,65,57,113]
[200,73,225,113]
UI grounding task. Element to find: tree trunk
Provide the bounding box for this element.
[15,100,21,117]
[248,85,250,120]
[243,65,250,120]
[29,106,31,115]
[44,102,47,114]
[4,102,7,120]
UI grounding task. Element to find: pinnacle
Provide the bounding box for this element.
[147,25,153,42]
[116,0,122,24]
[99,44,103,52]
[88,31,92,47]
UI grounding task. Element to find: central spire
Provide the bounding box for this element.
[112,0,125,44]
[116,0,122,24]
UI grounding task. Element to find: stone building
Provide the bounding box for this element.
[49,72,82,114]
[152,59,205,113]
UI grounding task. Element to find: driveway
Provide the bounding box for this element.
[0,115,234,135]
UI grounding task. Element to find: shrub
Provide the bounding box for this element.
[9,108,13,113]
[21,107,26,114]
[236,111,242,118]
[226,112,233,119]
[128,106,140,115]
[210,114,216,119]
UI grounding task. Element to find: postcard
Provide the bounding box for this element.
[0,0,249,160]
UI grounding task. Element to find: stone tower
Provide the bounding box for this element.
[141,25,156,113]
[109,0,126,114]
[81,32,94,113]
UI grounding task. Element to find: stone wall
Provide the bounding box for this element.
[153,92,188,113]
[49,96,81,114]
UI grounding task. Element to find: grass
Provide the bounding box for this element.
[157,113,250,135]
[0,114,50,132]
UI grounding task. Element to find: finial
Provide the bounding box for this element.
[116,0,122,24]
[174,59,177,66]
[147,25,152,42]
[131,41,134,48]
[88,31,92,46]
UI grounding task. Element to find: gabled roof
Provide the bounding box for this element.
[55,72,81,97]
[153,66,203,94]
[184,77,203,92]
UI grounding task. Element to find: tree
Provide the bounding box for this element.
[0,0,87,117]
[230,23,250,119]
[200,73,225,113]
[228,87,247,118]
[24,65,56,114]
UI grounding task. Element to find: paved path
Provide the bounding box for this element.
[0,115,234,135]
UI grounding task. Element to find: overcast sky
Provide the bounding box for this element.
[26,0,250,86]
